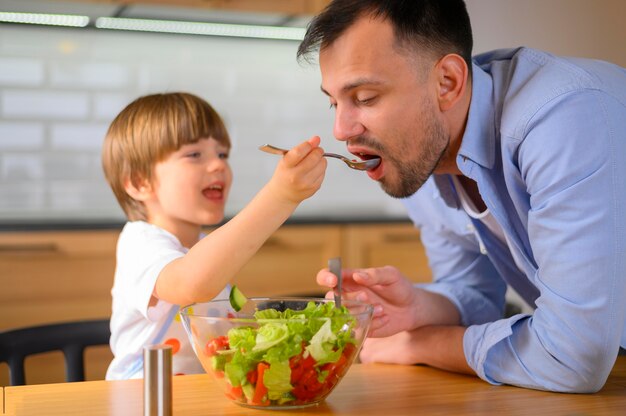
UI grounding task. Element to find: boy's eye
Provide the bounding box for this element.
[186,152,201,158]
[218,152,229,160]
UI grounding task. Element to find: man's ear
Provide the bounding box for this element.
[435,54,469,112]
[123,175,152,201]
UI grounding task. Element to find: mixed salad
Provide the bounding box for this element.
[203,296,359,407]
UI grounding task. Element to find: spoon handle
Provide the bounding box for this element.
[260,144,342,159]
[258,144,288,155]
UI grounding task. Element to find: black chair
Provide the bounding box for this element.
[0,318,111,386]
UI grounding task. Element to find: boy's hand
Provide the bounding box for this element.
[269,136,327,204]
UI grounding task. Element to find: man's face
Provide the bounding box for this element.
[319,16,450,198]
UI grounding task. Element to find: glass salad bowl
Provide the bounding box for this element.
[180,297,373,410]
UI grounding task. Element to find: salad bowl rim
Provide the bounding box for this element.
[179,297,374,319]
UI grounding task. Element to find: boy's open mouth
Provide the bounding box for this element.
[202,184,224,199]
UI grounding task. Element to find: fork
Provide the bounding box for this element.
[259,144,381,171]
[328,257,342,308]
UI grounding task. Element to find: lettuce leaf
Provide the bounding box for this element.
[305,319,342,364]
[253,322,288,352]
[263,360,292,401]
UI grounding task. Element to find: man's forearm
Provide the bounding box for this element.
[413,288,463,327]
[408,289,472,374]
[414,325,474,375]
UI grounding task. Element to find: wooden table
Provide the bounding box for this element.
[3,358,626,415]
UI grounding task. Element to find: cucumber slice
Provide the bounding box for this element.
[211,354,227,372]
[242,383,255,402]
[229,285,248,312]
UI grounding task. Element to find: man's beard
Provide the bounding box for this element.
[380,107,450,198]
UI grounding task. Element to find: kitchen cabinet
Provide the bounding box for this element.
[0,221,428,385]
[0,230,118,329]
[0,230,118,386]
[231,224,342,297]
[231,222,431,296]
[342,223,431,283]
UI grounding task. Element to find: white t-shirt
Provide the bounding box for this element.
[106,221,230,380]
[450,175,506,244]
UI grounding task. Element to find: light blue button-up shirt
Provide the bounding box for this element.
[401,47,626,392]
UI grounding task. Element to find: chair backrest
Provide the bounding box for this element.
[0,319,111,386]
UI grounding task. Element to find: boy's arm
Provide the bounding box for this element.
[155,137,326,306]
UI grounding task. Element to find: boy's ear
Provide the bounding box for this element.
[123,175,153,201]
[435,53,468,112]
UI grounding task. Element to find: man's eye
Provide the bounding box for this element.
[357,96,376,105]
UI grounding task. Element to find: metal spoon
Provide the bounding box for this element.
[259,144,381,171]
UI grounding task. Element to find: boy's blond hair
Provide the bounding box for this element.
[102,92,231,221]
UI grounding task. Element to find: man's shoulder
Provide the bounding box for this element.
[475,47,604,85]
[475,47,626,139]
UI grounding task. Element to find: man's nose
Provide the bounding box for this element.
[333,106,364,141]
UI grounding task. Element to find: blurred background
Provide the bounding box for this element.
[1,0,625,386]
[1,0,625,225]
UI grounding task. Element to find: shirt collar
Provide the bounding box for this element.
[432,62,496,208]
[456,62,496,171]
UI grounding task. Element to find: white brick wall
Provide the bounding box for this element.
[1,154,46,180]
[0,57,45,87]
[0,182,46,214]
[0,25,402,222]
[2,0,624,223]
[0,122,45,149]
[49,61,132,89]
[2,90,90,120]
[93,92,134,120]
[50,123,110,151]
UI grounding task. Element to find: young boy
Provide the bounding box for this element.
[101,92,326,379]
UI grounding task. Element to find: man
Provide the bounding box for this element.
[299,0,626,392]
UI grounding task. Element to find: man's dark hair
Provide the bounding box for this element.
[297,0,473,72]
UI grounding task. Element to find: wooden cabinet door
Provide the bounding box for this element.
[0,229,118,386]
[0,230,118,329]
[231,224,341,297]
[342,223,432,284]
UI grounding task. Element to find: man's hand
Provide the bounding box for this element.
[317,265,463,338]
[359,326,474,375]
[359,330,423,364]
[317,265,419,337]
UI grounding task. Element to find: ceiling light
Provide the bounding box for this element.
[0,11,89,27]
[95,17,305,41]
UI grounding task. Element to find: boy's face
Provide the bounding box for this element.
[143,137,232,237]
